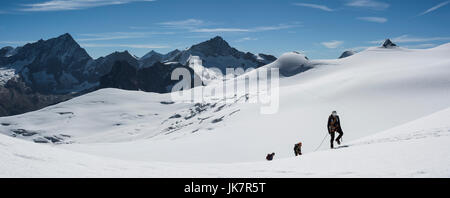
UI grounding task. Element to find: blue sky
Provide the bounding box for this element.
[1,0,449,59]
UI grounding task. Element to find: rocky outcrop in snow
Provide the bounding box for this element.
[382,39,398,48]
[339,50,356,59]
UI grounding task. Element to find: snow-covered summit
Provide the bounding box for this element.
[264,52,312,77]
[339,50,357,59]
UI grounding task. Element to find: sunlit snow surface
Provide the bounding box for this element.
[1,44,450,177]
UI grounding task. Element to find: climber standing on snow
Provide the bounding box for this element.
[328,111,344,149]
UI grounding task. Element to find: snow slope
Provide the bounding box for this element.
[0,44,449,177]
[1,107,449,177]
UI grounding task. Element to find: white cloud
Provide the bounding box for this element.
[357,17,388,23]
[253,24,300,31]
[394,35,450,43]
[191,28,249,33]
[77,31,174,41]
[20,0,155,12]
[158,19,300,34]
[404,43,437,49]
[346,46,374,51]
[419,1,450,16]
[346,0,390,10]
[321,40,344,49]
[191,24,299,33]
[128,26,152,30]
[293,3,334,11]
[158,19,205,29]
[80,43,169,49]
[0,41,33,45]
[235,37,258,42]
[369,35,450,44]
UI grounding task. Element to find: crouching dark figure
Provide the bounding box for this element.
[294,142,302,156]
[266,153,275,161]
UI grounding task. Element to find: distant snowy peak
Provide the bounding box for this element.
[339,50,357,59]
[382,39,398,48]
[265,52,312,77]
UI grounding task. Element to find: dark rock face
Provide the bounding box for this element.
[0,77,72,117]
[339,51,356,59]
[98,61,139,91]
[92,50,139,77]
[100,61,203,93]
[139,50,163,68]
[137,62,202,93]
[382,39,398,48]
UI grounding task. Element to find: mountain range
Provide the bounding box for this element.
[0,33,399,117]
[0,33,278,116]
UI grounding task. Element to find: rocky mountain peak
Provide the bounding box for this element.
[382,39,398,48]
[190,36,236,57]
[203,36,230,48]
[110,50,134,58]
[47,33,80,49]
[141,50,162,60]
